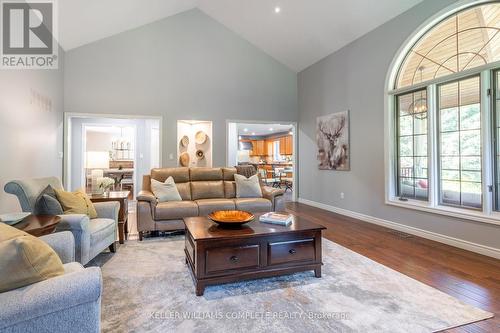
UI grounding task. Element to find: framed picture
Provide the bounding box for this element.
[316,110,350,170]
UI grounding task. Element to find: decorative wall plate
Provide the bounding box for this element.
[179,152,190,167]
[195,131,207,145]
[196,149,205,160]
[180,135,189,147]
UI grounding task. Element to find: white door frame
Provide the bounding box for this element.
[63,112,163,191]
[225,119,298,202]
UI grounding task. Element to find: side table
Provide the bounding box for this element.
[88,191,129,244]
[14,215,62,237]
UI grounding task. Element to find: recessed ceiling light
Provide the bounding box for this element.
[274,6,281,13]
[269,128,274,131]
[243,128,248,132]
[252,132,256,135]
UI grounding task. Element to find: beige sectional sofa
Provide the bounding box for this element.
[137,167,285,240]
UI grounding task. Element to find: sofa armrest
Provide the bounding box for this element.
[40,231,75,264]
[93,201,120,222]
[262,186,285,201]
[55,214,91,264]
[262,186,285,211]
[56,214,90,231]
[137,190,157,204]
[0,267,102,331]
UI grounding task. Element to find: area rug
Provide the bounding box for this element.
[88,237,493,332]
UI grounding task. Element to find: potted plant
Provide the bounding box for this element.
[97,177,115,195]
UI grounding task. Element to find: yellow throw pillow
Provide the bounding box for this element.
[0,223,65,293]
[55,189,98,219]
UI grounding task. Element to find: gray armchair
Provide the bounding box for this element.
[0,231,102,333]
[4,177,119,265]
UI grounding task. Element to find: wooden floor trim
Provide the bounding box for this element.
[298,197,500,260]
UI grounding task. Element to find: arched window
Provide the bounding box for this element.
[387,2,500,223]
[397,3,500,89]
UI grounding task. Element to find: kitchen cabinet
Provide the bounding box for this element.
[278,135,293,155]
[250,140,265,156]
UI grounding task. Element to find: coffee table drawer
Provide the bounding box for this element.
[268,239,315,265]
[206,245,259,274]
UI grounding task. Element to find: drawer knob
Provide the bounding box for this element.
[230,256,239,263]
[289,249,297,254]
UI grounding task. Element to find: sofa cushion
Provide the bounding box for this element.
[151,177,182,202]
[234,174,263,198]
[222,167,237,180]
[0,223,64,293]
[34,185,64,215]
[89,218,116,245]
[224,181,236,198]
[195,199,236,216]
[190,168,223,181]
[55,189,98,219]
[151,167,190,183]
[154,201,198,220]
[191,181,224,200]
[234,198,272,212]
[176,182,192,201]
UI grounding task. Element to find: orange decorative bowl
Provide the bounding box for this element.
[208,210,254,227]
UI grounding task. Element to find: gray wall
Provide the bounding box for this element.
[297,0,500,249]
[0,49,64,212]
[64,9,298,168]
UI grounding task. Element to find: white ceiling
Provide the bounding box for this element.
[58,0,197,50]
[237,123,292,136]
[58,0,423,71]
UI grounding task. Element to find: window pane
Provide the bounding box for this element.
[440,132,459,156]
[399,136,413,157]
[414,157,427,178]
[438,76,482,209]
[460,130,481,156]
[460,104,480,130]
[414,135,427,156]
[399,116,413,136]
[440,108,458,132]
[461,156,481,171]
[414,116,427,135]
[396,90,428,201]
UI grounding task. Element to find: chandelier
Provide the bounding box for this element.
[408,66,428,119]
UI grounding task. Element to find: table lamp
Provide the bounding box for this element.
[86,151,109,194]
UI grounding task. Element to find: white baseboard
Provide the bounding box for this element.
[298,197,500,259]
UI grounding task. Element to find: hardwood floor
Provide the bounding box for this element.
[126,200,499,331]
[285,201,500,333]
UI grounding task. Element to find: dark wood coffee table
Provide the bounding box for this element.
[184,214,326,296]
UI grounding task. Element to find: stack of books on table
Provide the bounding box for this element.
[259,213,293,226]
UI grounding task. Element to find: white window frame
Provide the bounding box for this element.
[384,0,500,226]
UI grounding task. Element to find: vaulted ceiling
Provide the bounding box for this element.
[59,0,423,72]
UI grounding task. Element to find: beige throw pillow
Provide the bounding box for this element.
[55,188,98,218]
[151,177,182,202]
[0,223,64,293]
[234,174,263,198]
